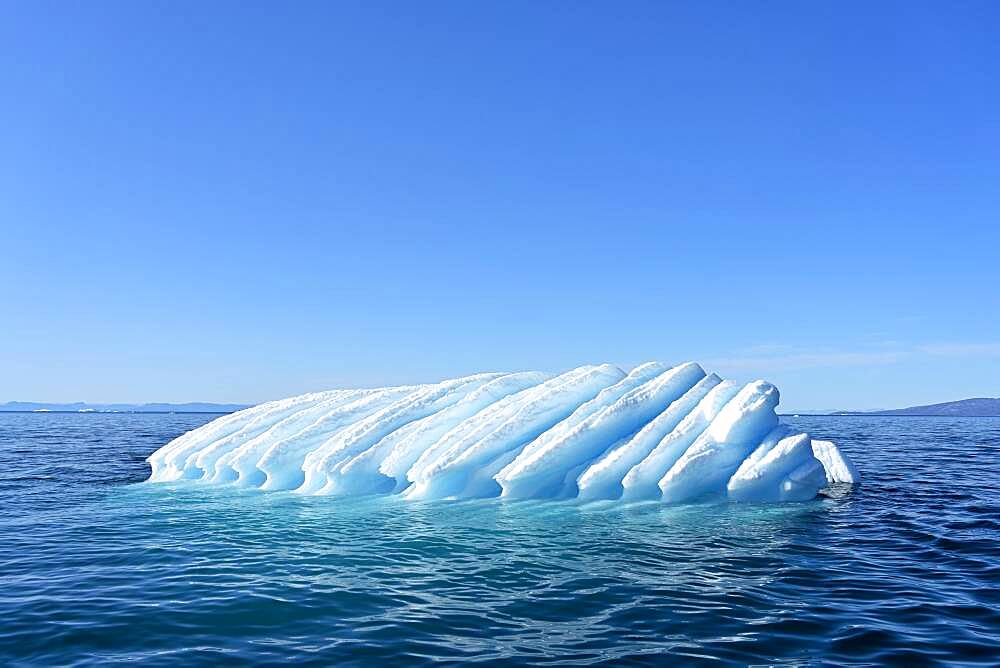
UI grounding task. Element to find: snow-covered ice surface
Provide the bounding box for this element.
[146,362,858,503]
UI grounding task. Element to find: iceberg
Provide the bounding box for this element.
[404,364,626,500]
[576,373,721,501]
[146,362,858,503]
[495,362,707,500]
[619,380,741,501]
[810,439,861,484]
[658,380,780,503]
[727,426,829,502]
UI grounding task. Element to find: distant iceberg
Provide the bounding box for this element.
[146,362,858,503]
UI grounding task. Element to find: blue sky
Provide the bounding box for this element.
[2,1,997,410]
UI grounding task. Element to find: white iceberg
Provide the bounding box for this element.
[658,380,781,503]
[495,362,707,500]
[619,380,741,501]
[146,362,858,503]
[727,427,830,502]
[576,373,722,501]
[810,439,861,484]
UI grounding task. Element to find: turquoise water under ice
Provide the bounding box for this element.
[1,412,998,666]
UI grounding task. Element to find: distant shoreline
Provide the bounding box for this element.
[4,410,997,418]
[783,397,1000,418]
[0,410,239,415]
[1,401,250,414]
[781,413,1000,418]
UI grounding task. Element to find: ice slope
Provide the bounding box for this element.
[376,371,552,491]
[299,373,504,495]
[322,372,552,496]
[209,390,367,485]
[499,362,672,471]
[401,366,618,489]
[404,364,626,500]
[727,427,829,502]
[150,391,358,482]
[619,380,741,501]
[811,439,861,484]
[145,361,858,503]
[497,362,707,499]
[659,381,781,503]
[257,388,418,491]
[576,373,722,501]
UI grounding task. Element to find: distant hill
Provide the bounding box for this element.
[1,401,250,413]
[833,397,1000,417]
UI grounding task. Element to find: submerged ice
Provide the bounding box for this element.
[147,362,858,503]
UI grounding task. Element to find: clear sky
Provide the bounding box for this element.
[2,1,998,410]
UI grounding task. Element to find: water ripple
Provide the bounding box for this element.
[0,413,998,665]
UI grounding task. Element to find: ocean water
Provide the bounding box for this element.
[1,413,998,666]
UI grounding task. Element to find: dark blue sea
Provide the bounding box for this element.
[1,412,997,666]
